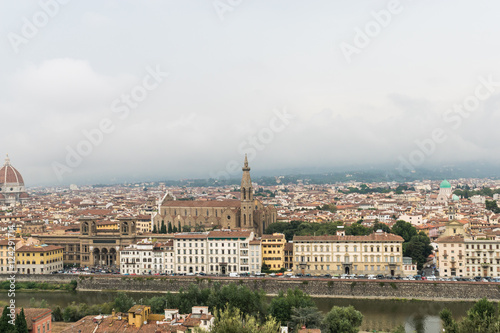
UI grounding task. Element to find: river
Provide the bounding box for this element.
[8,291,475,332]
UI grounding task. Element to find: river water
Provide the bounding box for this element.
[8,291,475,332]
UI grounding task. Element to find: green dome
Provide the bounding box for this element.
[452,194,459,201]
[440,180,451,188]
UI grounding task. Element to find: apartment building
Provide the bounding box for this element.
[262,233,286,270]
[120,238,175,275]
[249,239,261,274]
[206,230,255,275]
[16,244,63,274]
[174,232,208,274]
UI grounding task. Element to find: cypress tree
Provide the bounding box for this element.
[15,308,28,333]
[0,306,15,333]
[168,222,173,233]
[152,224,158,233]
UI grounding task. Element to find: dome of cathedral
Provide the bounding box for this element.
[452,194,459,201]
[440,180,451,188]
[0,155,24,185]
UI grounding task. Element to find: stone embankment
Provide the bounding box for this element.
[3,274,499,301]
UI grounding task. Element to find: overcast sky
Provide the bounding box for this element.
[2,0,500,186]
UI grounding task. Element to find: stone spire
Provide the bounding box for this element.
[4,154,10,166]
[243,154,250,172]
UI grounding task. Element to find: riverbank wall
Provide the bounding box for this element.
[3,274,499,301]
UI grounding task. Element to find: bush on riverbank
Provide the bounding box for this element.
[440,298,499,333]
[0,280,77,291]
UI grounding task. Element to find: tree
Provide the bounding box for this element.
[322,305,363,333]
[269,288,316,325]
[197,305,280,333]
[52,306,63,322]
[113,292,135,312]
[440,298,499,333]
[289,306,323,331]
[168,222,173,233]
[160,221,167,234]
[182,225,191,232]
[0,306,16,333]
[371,222,391,234]
[486,200,500,214]
[404,232,433,270]
[14,308,28,333]
[152,224,157,233]
[391,220,417,243]
[345,223,370,236]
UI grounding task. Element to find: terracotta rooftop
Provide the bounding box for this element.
[293,232,404,242]
[17,245,63,252]
[161,199,241,208]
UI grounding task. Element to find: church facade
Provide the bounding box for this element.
[153,156,277,236]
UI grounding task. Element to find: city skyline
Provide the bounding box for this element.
[2,1,500,186]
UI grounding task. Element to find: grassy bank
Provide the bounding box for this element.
[0,280,77,291]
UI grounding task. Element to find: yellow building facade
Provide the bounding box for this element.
[261,233,286,270]
[16,244,64,274]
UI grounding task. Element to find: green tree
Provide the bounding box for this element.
[197,305,280,333]
[182,225,191,232]
[345,223,370,236]
[440,298,499,333]
[269,288,316,325]
[152,224,158,233]
[160,221,167,234]
[404,232,433,270]
[14,308,28,333]
[486,200,500,214]
[168,222,173,233]
[391,220,417,243]
[113,292,135,312]
[52,306,63,322]
[289,306,324,331]
[0,306,16,333]
[371,222,391,234]
[322,305,363,333]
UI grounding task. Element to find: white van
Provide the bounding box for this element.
[229,273,239,277]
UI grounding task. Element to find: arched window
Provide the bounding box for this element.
[243,189,246,200]
[243,214,246,225]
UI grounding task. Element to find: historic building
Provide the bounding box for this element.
[0,155,29,206]
[120,239,170,275]
[36,216,172,268]
[172,230,258,275]
[293,230,404,276]
[261,233,286,271]
[15,244,64,274]
[153,156,277,236]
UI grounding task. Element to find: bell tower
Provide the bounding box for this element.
[240,155,253,228]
